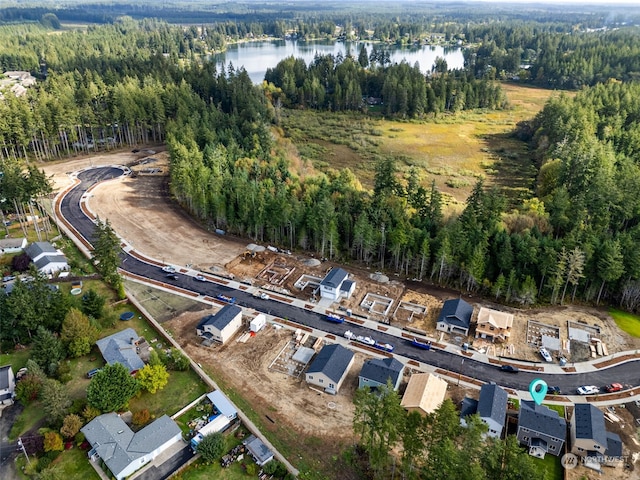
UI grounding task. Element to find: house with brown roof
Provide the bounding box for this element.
[475,307,514,342]
[400,373,447,415]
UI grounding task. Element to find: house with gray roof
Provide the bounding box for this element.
[358,357,404,391]
[25,241,68,274]
[96,328,145,374]
[478,384,508,438]
[570,403,608,458]
[196,304,242,344]
[461,383,508,438]
[305,344,354,395]
[0,237,26,254]
[320,268,352,301]
[82,413,182,480]
[244,434,274,466]
[436,298,473,336]
[517,400,567,458]
[0,365,15,405]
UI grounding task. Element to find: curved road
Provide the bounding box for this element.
[60,167,640,395]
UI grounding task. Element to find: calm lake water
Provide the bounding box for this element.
[213,40,465,84]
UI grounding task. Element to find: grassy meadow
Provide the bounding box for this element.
[609,308,640,337]
[279,83,560,209]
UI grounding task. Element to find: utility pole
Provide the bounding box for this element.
[17,437,31,466]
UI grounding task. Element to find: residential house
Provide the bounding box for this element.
[400,373,447,415]
[517,400,567,458]
[570,403,608,457]
[475,307,514,342]
[1,71,36,98]
[0,237,27,255]
[25,241,69,275]
[435,298,473,336]
[358,357,404,391]
[244,434,274,466]
[96,328,145,374]
[319,268,355,301]
[460,383,508,439]
[305,344,354,395]
[82,413,182,480]
[478,384,509,438]
[196,304,243,344]
[0,365,16,405]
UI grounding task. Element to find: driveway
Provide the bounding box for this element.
[0,403,23,480]
[132,443,194,480]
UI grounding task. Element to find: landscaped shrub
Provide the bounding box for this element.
[60,414,83,439]
[82,405,101,422]
[43,431,63,452]
[74,431,85,447]
[132,409,151,426]
[15,373,43,404]
[244,462,257,475]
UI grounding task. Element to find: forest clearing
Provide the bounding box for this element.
[279,83,558,206]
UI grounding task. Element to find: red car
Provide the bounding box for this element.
[604,383,623,393]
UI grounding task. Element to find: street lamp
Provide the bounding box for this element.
[457,358,465,386]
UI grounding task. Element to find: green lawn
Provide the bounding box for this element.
[0,347,31,370]
[9,401,47,440]
[129,368,207,418]
[179,461,254,480]
[51,446,101,480]
[533,453,563,480]
[609,308,640,337]
[543,404,565,417]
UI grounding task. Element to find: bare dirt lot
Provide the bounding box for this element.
[42,149,245,271]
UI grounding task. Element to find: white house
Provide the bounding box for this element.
[196,304,243,344]
[0,237,27,255]
[82,413,182,480]
[319,268,355,301]
[305,344,355,395]
[0,365,16,406]
[24,241,68,275]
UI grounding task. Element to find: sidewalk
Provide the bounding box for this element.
[66,171,640,409]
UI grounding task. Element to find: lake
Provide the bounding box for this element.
[212,40,465,84]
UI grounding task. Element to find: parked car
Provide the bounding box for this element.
[539,347,553,362]
[194,274,206,282]
[500,365,519,373]
[548,386,562,395]
[604,383,623,393]
[162,265,176,273]
[577,385,599,395]
[165,273,179,280]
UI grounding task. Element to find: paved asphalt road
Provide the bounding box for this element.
[60,167,640,395]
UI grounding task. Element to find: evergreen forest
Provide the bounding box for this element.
[1,5,640,314]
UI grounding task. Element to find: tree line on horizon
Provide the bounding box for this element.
[1,19,640,310]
